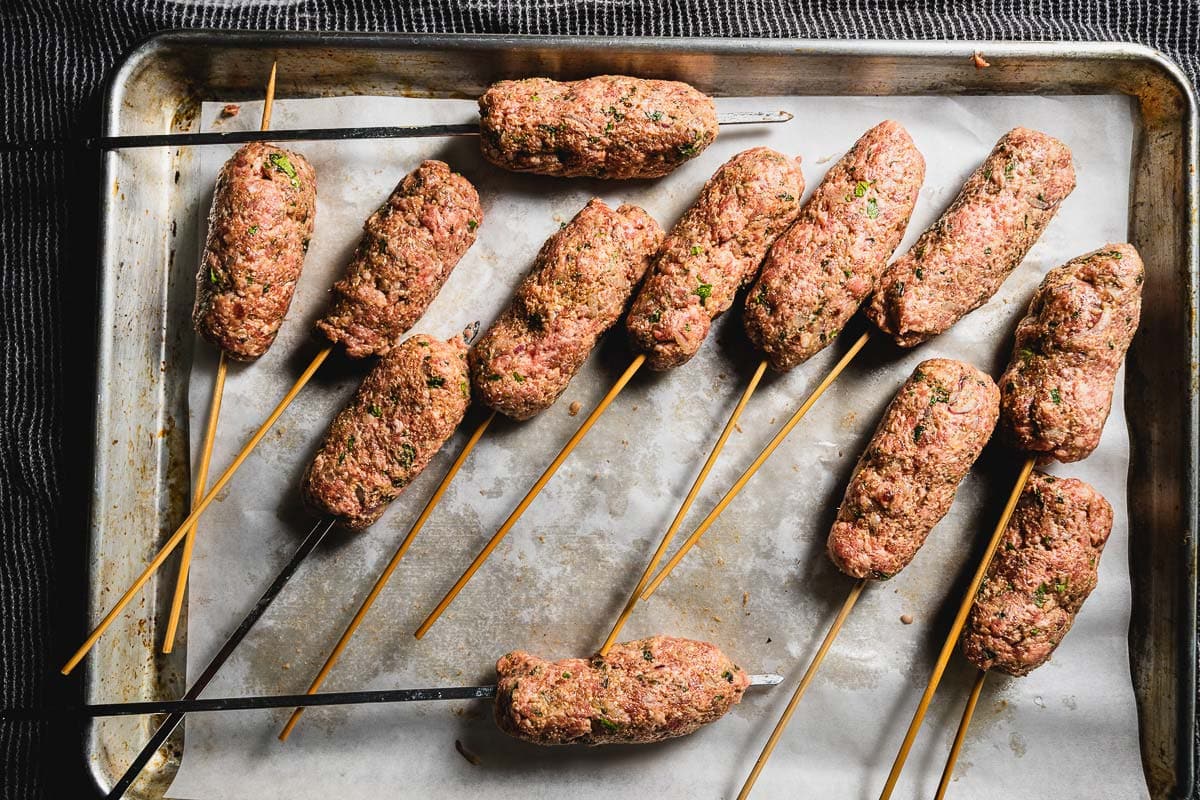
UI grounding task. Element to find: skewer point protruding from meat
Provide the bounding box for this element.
[316,161,483,359]
[828,358,1000,580]
[866,126,1076,347]
[1000,244,1144,463]
[302,333,471,530]
[626,146,806,370]
[479,76,719,179]
[962,471,1113,676]
[470,199,664,421]
[745,120,925,371]
[494,636,749,745]
[194,142,317,360]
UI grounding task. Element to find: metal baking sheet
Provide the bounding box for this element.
[89,33,1198,800]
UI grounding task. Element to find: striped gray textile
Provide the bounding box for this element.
[0,2,1196,798]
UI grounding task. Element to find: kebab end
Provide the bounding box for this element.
[302,333,471,530]
[827,358,1000,580]
[316,160,483,359]
[999,243,1144,463]
[494,636,749,746]
[194,142,317,361]
[478,75,719,180]
[962,471,1113,676]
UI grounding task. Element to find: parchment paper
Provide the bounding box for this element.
[168,92,1145,799]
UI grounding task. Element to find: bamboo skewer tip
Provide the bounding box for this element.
[414,355,646,640]
[599,359,768,656]
[935,670,987,800]
[61,345,332,676]
[278,411,496,742]
[876,456,1035,800]
[737,579,867,800]
[640,331,870,602]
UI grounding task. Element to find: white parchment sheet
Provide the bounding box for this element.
[168,93,1145,800]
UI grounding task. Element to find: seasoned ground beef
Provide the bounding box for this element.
[494,636,749,745]
[302,333,470,530]
[866,127,1076,347]
[470,199,663,420]
[193,142,317,360]
[316,161,482,358]
[625,147,805,370]
[827,359,1000,580]
[962,471,1113,676]
[744,121,925,370]
[999,244,1143,463]
[478,75,718,179]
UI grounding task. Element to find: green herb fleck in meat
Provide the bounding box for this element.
[268,152,300,188]
[247,225,259,236]
[913,424,926,443]
[596,717,619,732]
[854,180,871,197]
[648,309,662,323]
[512,372,525,383]
[467,219,478,232]
[368,403,383,418]
[865,197,879,218]
[645,110,664,121]
[460,379,469,398]
[397,443,417,469]
[1050,387,1062,404]
[689,245,704,256]
[695,282,713,304]
[777,192,795,202]
[722,670,734,683]
[427,376,445,388]
[1033,583,1048,607]
[642,648,654,661]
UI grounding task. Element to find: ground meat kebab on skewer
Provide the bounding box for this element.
[601,127,921,653]
[866,127,1076,347]
[962,471,1113,676]
[303,333,472,531]
[640,126,1076,602]
[999,243,1144,463]
[416,149,806,638]
[745,120,924,370]
[732,358,1001,800]
[479,75,719,179]
[317,160,483,358]
[494,636,751,745]
[875,245,1144,800]
[57,159,486,676]
[471,198,664,420]
[625,146,805,370]
[194,142,317,359]
[828,358,1001,579]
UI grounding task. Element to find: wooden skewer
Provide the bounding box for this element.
[163,63,278,654]
[414,354,647,639]
[640,330,871,601]
[162,353,227,652]
[935,669,986,800]
[737,579,867,799]
[61,345,333,675]
[876,455,1035,800]
[599,359,768,655]
[278,410,497,741]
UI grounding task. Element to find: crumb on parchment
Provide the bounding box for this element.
[455,739,481,765]
[568,400,581,416]
[973,52,991,69]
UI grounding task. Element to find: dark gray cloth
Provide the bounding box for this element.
[1,2,1196,798]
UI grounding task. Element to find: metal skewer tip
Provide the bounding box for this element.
[715,110,794,125]
[749,673,785,686]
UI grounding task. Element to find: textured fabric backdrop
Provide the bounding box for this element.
[1,2,1196,798]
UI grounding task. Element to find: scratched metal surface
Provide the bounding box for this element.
[88,35,1197,800]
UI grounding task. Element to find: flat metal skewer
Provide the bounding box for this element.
[101,516,337,800]
[7,111,793,152]
[6,674,784,720]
